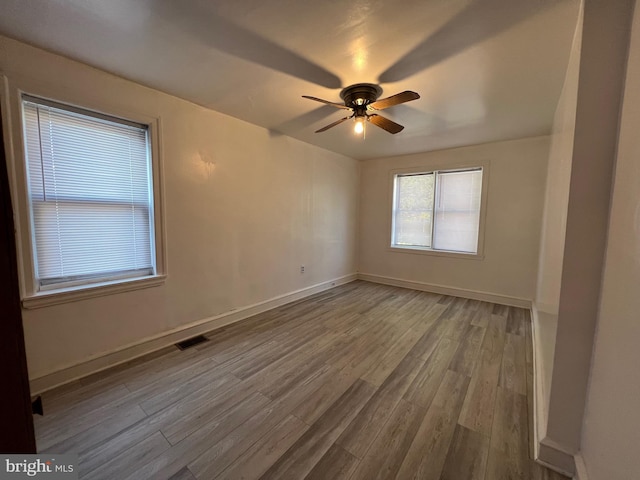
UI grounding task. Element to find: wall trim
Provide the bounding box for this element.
[29,273,358,395]
[357,272,531,307]
[530,303,545,459]
[573,453,589,480]
[538,436,577,477]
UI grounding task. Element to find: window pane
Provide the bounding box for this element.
[22,99,154,287]
[433,169,482,253]
[394,174,434,247]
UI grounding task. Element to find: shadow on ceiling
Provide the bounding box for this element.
[379,0,557,83]
[155,0,342,89]
[269,105,339,137]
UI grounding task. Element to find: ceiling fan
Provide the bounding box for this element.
[302,83,420,135]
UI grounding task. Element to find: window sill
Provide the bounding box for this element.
[22,274,167,309]
[388,245,484,260]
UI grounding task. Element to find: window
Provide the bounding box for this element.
[22,96,157,292]
[392,168,483,254]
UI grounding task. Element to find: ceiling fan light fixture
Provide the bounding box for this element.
[354,116,365,135]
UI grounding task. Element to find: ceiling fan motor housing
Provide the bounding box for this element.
[340,83,383,114]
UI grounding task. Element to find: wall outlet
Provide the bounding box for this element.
[300,265,305,273]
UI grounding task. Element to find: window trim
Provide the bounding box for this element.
[387,160,490,260]
[2,76,167,309]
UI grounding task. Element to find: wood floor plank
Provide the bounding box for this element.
[122,392,271,480]
[83,431,170,480]
[360,326,423,386]
[41,404,147,455]
[482,314,507,353]
[188,369,343,479]
[303,444,359,480]
[348,398,425,480]
[403,337,460,408]
[36,385,136,451]
[187,399,296,479]
[500,333,527,395]
[458,345,503,436]
[393,370,470,480]
[440,424,490,480]
[485,387,529,480]
[507,307,527,336]
[213,415,308,480]
[160,378,253,445]
[168,468,197,480]
[292,369,358,425]
[471,308,491,328]
[449,324,486,377]
[139,368,241,416]
[337,354,424,458]
[259,379,376,480]
[492,304,509,316]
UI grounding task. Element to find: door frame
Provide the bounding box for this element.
[0,84,37,453]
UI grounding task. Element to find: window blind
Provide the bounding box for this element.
[433,169,482,253]
[393,173,434,247]
[22,97,155,289]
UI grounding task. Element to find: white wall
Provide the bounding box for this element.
[581,2,640,478]
[359,136,549,303]
[0,35,359,381]
[533,1,583,441]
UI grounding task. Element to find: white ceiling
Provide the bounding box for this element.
[0,0,579,160]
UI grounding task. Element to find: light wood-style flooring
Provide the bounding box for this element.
[34,281,568,480]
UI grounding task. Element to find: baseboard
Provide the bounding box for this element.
[530,303,546,459]
[538,437,576,477]
[357,272,531,308]
[29,273,358,394]
[573,453,589,480]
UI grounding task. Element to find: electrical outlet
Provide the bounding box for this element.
[300,265,305,273]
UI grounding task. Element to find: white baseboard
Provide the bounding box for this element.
[538,437,576,477]
[29,273,358,394]
[530,303,545,458]
[357,272,531,308]
[573,453,589,480]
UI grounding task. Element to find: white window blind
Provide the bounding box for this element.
[433,169,482,253]
[393,173,434,248]
[392,168,482,254]
[22,96,155,289]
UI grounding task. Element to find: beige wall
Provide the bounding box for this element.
[533,1,583,441]
[581,2,640,478]
[359,136,549,302]
[0,36,359,380]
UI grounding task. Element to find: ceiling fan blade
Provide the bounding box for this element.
[368,114,405,134]
[302,95,351,110]
[315,116,351,133]
[369,91,420,110]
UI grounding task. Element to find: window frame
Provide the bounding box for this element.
[2,77,167,309]
[387,161,489,260]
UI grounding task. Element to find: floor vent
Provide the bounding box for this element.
[175,335,209,350]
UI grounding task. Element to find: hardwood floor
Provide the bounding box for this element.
[34,281,568,480]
